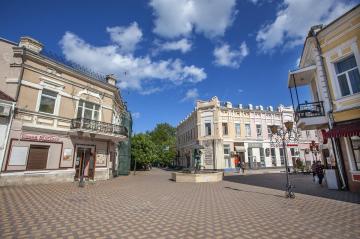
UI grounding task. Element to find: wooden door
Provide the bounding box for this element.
[27,145,49,170]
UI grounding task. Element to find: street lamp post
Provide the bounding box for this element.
[269,120,300,199]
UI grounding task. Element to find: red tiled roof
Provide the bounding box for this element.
[0,90,15,102]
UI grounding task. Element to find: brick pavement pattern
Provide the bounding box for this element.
[1,168,359,239]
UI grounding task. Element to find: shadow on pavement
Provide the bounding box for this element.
[224,173,360,204]
[224,186,285,199]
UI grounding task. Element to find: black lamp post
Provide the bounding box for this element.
[269,120,300,199]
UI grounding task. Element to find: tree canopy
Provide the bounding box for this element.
[131,123,177,169]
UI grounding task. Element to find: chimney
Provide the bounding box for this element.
[268,106,273,111]
[238,104,243,109]
[259,105,263,111]
[106,74,117,86]
[248,104,253,110]
[19,36,43,53]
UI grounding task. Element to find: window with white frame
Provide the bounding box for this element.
[335,55,360,97]
[245,124,251,137]
[77,100,100,120]
[235,123,241,137]
[256,124,262,137]
[39,89,57,114]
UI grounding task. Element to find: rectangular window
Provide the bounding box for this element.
[26,145,49,170]
[260,148,265,167]
[235,123,241,137]
[222,123,228,135]
[77,100,100,120]
[279,148,285,166]
[271,148,276,166]
[245,124,251,137]
[39,89,57,114]
[350,136,360,171]
[267,126,272,138]
[256,124,262,137]
[223,144,230,155]
[335,55,360,97]
[205,122,211,136]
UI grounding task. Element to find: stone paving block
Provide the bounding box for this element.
[0,169,359,239]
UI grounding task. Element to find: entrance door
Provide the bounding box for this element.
[75,146,95,180]
[27,145,49,170]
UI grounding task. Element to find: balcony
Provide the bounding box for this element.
[295,102,328,130]
[70,118,128,141]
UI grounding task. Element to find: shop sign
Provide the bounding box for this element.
[248,143,262,148]
[21,133,59,142]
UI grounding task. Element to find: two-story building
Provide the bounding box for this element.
[288,5,360,192]
[0,36,130,185]
[176,96,319,171]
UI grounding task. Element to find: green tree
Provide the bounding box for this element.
[150,123,177,167]
[131,133,157,169]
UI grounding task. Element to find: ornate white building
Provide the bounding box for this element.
[176,97,320,170]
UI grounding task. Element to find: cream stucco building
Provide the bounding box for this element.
[288,5,360,192]
[176,97,319,171]
[0,36,130,185]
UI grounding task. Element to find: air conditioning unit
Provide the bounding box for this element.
[0,105,11,117]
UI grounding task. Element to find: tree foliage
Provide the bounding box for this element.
[131,123,176,169]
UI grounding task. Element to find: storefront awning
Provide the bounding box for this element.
[321,122,360,143]
[288,65,317,88]
[235,146,246,152]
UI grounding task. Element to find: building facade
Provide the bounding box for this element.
[0,36,130,185]
[176,97,319,171]
[288,5,360,192]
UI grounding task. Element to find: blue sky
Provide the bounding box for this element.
[1,0,358,132]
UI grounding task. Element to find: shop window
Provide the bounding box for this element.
[77,100,100,120]
[223,144,230,155]
[39,89,57,114]
[271,148,276,166]
[279,148,285,166]
[335,55,360,97]
[26,145,49,170]
[350,136,360,171]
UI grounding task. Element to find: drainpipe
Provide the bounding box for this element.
[311,29,347,189]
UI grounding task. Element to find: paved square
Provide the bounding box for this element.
[1,169,359,239]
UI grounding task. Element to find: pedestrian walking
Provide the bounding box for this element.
[240,161,245,174]
[311,161,317,182]
[315,161,325,186]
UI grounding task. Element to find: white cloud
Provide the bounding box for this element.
[106,22,143,53]
[181,88,199,102]
[256,0,355,53]
[149,0,237,38]
[295,57,300,68]
[59,31,206,92]
[158,38,192,53]
[238,89,244,93]
[213,42,249,68]
[132,112,141,119]
[139,87,162,95]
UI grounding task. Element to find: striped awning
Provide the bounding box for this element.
[321,122,360,143]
